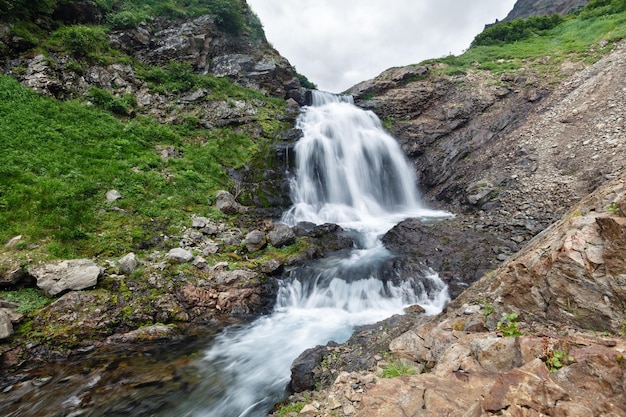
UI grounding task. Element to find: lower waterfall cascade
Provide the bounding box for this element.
[157,90,452,417]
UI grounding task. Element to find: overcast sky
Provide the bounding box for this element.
[247,0,517,93]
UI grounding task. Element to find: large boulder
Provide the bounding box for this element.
[382,217,507,298]
[30,259,103,297]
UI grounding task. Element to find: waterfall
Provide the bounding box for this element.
[158,91,451,417]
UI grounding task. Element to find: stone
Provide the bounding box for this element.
[299,404,318,416]
[290,345,328,392]
[470,336,523,373]
[481,358,567,413]
[244,230,267,253]
[192,256,208,269]
[166,248,194,264]
[192,216,209,228]
[215,190,247,215]
[267,223,296,248]
[0,309,13,340]
[0,265,28,287]
[118,252,138,274]
[30,259,103,297]
[106,190,122,202]
[4,235,23,248]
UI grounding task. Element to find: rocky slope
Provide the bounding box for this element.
[503,0,591,21]
[274,16,626,417]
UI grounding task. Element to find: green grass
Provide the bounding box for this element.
[0,74,284,259]
[1,287,53,314]
[382,359,418,378]
[425,1,626,76]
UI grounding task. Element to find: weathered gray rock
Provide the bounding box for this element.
[244,230,266,253]
[118,252,138,274]
[267,223,296,248]
[106,190,122,202]
[30,259,103,297]
[166,248,194,264]
[191,216,210,228]
[4,235,23,248]
[0,309,13,340]
[215,190,247,215]
[0,265,28,287]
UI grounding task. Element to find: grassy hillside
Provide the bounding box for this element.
[0,73,287,261]
[426,0,626,76]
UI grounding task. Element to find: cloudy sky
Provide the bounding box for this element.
[247,0,517,93]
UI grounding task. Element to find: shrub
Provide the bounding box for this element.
[48,25,110,59]
[472,14,565,47]
[106,10,149,29]
[86,87,137,116]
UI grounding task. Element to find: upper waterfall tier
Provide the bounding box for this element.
[283,90,446,234]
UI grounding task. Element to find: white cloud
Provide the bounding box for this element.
[247,0,517,92]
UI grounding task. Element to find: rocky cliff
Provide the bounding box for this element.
[503,0,591,21]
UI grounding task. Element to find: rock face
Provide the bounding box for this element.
[278,170,626,417]
[3,6,304,104]
[503,0,591,21]
[29,259,104,297]
[350,39,626,249]
[382,217,510,298]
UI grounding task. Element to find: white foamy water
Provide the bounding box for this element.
[160,91,451,417]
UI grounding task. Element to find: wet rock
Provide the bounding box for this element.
[382,217,504,298]
[290,345,329,393]
[30,259,103,297]
[106,324,178,344]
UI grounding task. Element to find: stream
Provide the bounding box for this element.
[156,91,451,416]
[1,91,450,417]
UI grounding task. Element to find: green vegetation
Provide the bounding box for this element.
[382,358,419,378]
[0,74,285,259]
[472,14,565,47]
[1,287,53,314]
[545,349,575,372]
[424,0,626,76]
[1,0,261,36]
[273,401,306,417]
[497,312,522,337]
[606,202,622,215]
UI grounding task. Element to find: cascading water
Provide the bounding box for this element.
[158,91,451,417]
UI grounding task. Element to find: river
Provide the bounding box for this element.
[156,91,451,416]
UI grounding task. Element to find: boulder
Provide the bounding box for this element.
[166,248,194,264]
[244,230,267,253]
[215,190,247,215]
[289,345,329,393]
[30,259,103,297]
[0,265,28,287]
[267,224,296,248]
[0,309,13,340]
[118,252,138,274]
